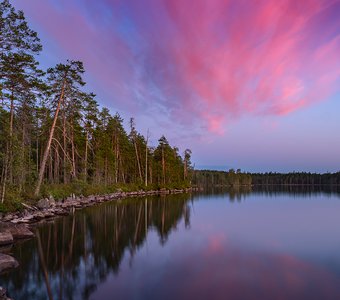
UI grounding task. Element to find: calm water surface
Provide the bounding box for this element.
[1,187,340,300]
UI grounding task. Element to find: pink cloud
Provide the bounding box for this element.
[14,0,340,134]
[163,0,339,131]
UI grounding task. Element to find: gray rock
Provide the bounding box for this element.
[0,253,19,273]
[37,197,55,209]
[6,224,34,239]
[64,196,73,203]
[33,212,45,220]
[2,214,14,222]
[0,232,13,246]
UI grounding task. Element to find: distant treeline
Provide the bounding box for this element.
[251,172,340,185]
[0,0,192,208]
[193,169,252,187]
[193,170,340,187]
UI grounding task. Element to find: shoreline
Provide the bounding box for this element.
[0,187,200,224]
[0,187,200,274]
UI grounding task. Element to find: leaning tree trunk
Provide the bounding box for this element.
[84,130,89,182]
[34,80,66,196]
[161,146,165,185]
[62,98,67,184]
[134,137,143,183]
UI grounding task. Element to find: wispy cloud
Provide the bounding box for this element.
[15,0,340,135]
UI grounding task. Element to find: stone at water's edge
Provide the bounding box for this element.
[5,224,34,239]
[0,223,34,240]
[0,188,199,224]
[0,253,19,273]
[37,197,56,209]
[0,232,13,246]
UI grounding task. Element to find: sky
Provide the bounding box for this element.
[11,0,340,173]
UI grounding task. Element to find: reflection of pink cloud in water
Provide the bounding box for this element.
[93,235,340,300]
[159,243,340,300]
[206,234,227,253]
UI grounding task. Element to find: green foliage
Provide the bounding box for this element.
[193,169,252,187]
[0,0,193,208]
[0,185,24,212]
[252,172,340,185]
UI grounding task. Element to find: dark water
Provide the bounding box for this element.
[1,187,340,300]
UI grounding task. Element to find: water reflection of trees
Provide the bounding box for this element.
[198,186,253,202]
[252,184,340,197]
[1,193,192,300]
[199,185,340,201]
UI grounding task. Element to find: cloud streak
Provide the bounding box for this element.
[14,0,340,135]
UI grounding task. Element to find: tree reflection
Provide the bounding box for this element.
[200,185,340,201]
[1,193,192,299]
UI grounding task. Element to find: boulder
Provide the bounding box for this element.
[33,212,45,221]
[6,224,34,239]
[1,214,15,222]
[42,211,55,218]
[0,253,19,273]
[54,208,69,216]
[0,232,13,246]
[37,197,56,209]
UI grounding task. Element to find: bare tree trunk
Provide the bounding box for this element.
[19,123,26,191]
[104,155,108,185]
[36,138,39,173]
[134,139,143,182]
[34,79,66,196]
[119,154,125,183]
[162,146,165,185]
[149,163,152,185]
[54,145,59,184]
[115,136,119,184]
[49,150,53,183]
[145,130,149,187]
[71,124,76,180]
[84,130,88,182]
[62,98,67,184]
[145,144,148,187]
[0,151,8,203]
[0,97,14,201]
[145,198,148,234]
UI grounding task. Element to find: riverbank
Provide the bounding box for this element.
[0,187,199,274]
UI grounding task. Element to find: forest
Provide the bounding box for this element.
[193,169,340,187]
[251,172,340,185]
[0,0,192,210]
[192,169,252,187]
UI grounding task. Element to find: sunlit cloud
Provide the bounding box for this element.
[14,0,340,135]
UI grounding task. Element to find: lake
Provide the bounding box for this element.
[1,186,340,300]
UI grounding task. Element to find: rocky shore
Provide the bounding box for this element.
[0,187,199,275]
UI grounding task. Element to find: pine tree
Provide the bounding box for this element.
[34,61,85,196]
